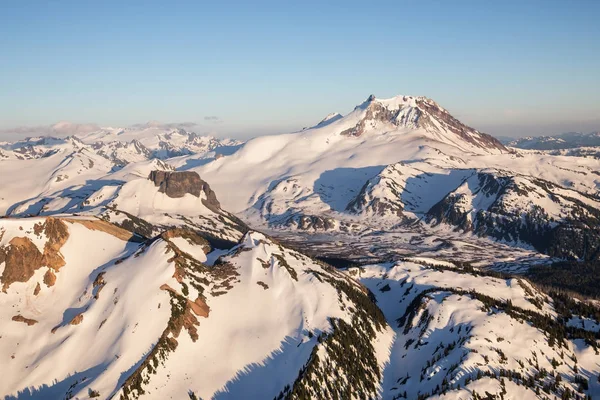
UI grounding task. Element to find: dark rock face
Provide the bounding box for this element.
[148,170,221,212]
[149,170,201,197]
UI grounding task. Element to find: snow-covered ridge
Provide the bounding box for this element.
[356,260,600,399]
[0,217,390,399]
[310,112,344,129]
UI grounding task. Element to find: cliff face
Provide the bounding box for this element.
[148,170,221,212]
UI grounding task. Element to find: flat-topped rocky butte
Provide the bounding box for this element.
[148,170,221,211]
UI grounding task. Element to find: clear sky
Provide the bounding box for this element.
[1,0,599,139]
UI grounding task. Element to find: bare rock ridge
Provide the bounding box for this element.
[148,170,221,212]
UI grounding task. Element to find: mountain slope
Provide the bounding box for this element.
[0,217,391,400]
[425,170,600,260]
[357,260,600,399]
[3,217,598,399]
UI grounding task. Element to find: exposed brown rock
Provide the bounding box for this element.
[161,231,211,284]
[43,269,56,287]
[93,271,106,288]
[148,171,202,198]
[33,222,44,236]
[149,170,201,197]
[160,283,174,293]
[189,297,210,318]
[172,263,186,283]
[257,258,271,269]
[92,271,106,299]
[0,237,43,292]
[256,281,269,290]
[41,217,69,271]
[0,218,71,291]
[69,313,84,325]
[33,282,41,296]
[12,315,38,326]
[162,245,187,283]
[180,306,200,342]
[148,170,221,211]
[159,284,203,341]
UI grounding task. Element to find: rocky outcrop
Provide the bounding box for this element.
[92,271,106,299]
[43,269,56,287]
[341,96,396,137]
[149,170,201,197]
[0,218,69,291]
[41,217,69,271]
[70,313,84,325]
[148,170,221,212]
[0,237,43,292]
[12,315,38,326]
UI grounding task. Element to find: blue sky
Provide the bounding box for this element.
[1,0,599,139]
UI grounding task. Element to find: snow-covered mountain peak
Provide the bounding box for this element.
[355,94,441,111]
[337,93,507,152]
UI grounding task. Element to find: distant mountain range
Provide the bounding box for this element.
[0,125,242,165]
[506,131,600,150]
